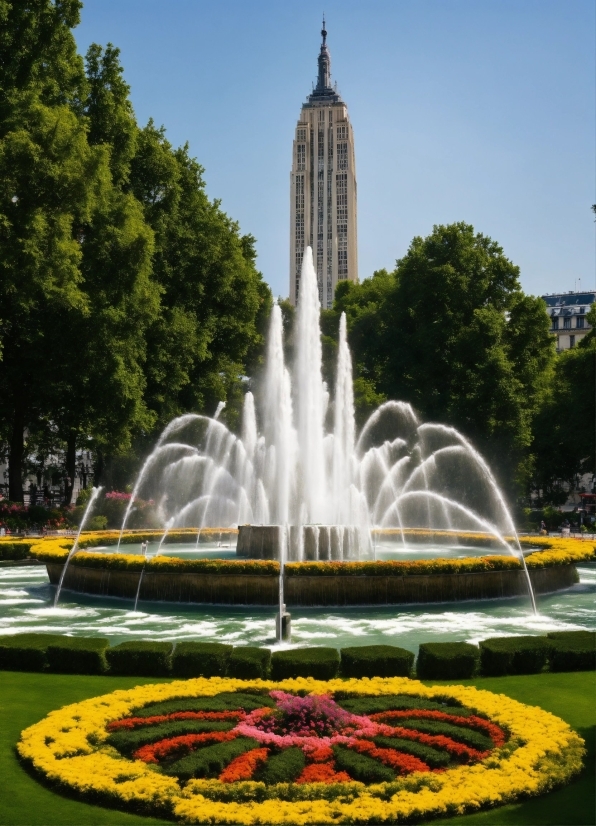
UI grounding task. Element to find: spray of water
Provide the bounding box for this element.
[119,246,537,614]
[54,486,103,607]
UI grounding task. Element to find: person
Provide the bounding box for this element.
[141,541,148,556]
[540,520,547,535]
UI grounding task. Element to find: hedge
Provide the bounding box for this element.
[479,635,552,676]
[416,642,480,680]
[107,720,234,756]
[134,693,275,718]
[227,646,271,679]
[373,735,451,768]
[332,744,395,783]
[171,642,232,678]
[271,647,340,680]
[396,717,494,751]
[166,737,259,780]
[547,631,596,672]
[46,637,109,675]
[106,641,173,676]
[340,645,414,678]
[258,746,305,784]
[0,633,64,671]
[337,694,469,717]
[0,541,34,560]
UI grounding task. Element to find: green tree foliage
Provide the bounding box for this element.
[531,305,596,504]
[0,5,270,499]
[129,122,271,430]
[329,223,555,495]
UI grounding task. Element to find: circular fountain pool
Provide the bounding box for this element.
[1,561,593,652]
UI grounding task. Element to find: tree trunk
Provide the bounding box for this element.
[8,405,25,502]
[64,431,77,505]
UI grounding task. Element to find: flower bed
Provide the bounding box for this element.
[18,675,584,824]
[26,531,596,573]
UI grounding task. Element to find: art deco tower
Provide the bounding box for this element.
[289,21,358,307]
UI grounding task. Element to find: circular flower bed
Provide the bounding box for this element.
[18,676,584,824]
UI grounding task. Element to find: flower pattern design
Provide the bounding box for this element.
[18,676,585,825]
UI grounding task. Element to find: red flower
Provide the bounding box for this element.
[219,748,269,782]
[369,709,506,747]
[296,763,351,784]
[133,730,236,764]
[349,740,429,774]
[108,710,245,731]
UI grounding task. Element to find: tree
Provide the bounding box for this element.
[329,223,555,497]
[0,98,111,500]
[129,122,271,431]
[531,304,596,503]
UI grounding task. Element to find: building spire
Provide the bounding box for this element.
[316,16,331,91]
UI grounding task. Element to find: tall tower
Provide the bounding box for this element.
[289,20,358,307]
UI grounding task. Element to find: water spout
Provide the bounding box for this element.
[54,486,103,607]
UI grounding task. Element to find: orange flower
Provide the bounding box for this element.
[219,748,269,782]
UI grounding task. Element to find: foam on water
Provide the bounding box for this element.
[0,562,593,651]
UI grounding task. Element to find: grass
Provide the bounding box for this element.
[0,671,594,826]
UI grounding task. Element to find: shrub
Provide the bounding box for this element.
[270,647,340,680]
[546,631,596,672]
[373,736,451,768]
[0,633,64,671]
[257,747,305,784]
[337,694,469,717]
[134,693,275,718]
[107,720,235,756]
[171,642,232,678]
[396,718,493,751]
[340,645,414,678]
[106,641,173,676]
[165,737,259,780]
[46,637,108,675]
[227,646,271,679]
[416,642,480,680]
[0,541,34,560]
[332,745,395,783]
[479,636,551,676]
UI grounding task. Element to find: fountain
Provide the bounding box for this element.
[45,249,552,616]
[54,486,103,607]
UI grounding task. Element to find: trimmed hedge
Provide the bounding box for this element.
[270,647,340,680]
[0,633,64,671]
[0,541,34,560]
[166,736,259,780]
[106,641,173,676]
[46,637,108,675]
[332,744,395,782]
[546,631,596,672]
[227,646,271,679]
[373,735,451,768]
[480,636,551,676]
[172,642,232,678]
[396,717,494,751]
[107,720,235,756]
[416,642,480,680]
[135,693,275,718]
[337,694,469,716]
[340,645,414,678]
[258,747,305,784]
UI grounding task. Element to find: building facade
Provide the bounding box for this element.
[542,291,595,351]
[289,21,358,307]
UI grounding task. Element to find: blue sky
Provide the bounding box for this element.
[74,0,595,300]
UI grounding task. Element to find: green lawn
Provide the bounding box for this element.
[0,671,594,826]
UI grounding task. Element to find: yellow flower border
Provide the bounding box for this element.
[18,676,584,824]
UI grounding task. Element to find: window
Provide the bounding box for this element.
[336,142,348,170]
[569,335,575,348]
[337,125,347,140]
[552,317,559,330]
[296,144,306,171]
[576,316,585,329]
[297,128,306,141]
[563,317,571,329]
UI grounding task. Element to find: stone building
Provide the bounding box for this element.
[542,291,595,351]
[289,20,358,307]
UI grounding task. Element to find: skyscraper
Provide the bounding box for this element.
[289,20,358,307]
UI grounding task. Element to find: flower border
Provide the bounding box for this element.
[18,676,584,824]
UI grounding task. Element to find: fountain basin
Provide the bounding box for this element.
[236,525,372,561]
[45,560,578,606]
